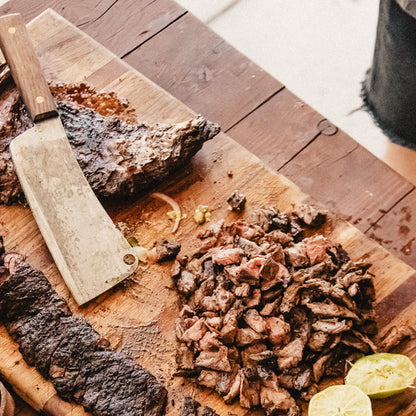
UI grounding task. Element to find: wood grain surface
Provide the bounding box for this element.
[0,9,415,416]
[1,0,415,274]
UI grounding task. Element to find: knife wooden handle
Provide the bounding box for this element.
[0,13,57,122]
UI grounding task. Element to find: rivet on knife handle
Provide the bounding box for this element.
[0,13,57,122]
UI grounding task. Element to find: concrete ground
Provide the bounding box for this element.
[1,0,415,184]
[176,0,416,185]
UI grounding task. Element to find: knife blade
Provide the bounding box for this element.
[0,13,138,305]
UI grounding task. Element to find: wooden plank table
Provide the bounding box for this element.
[0,1,415,415]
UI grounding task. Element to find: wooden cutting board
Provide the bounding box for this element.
[1,9,416,416]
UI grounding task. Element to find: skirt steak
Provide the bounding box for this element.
[0,239,167,416]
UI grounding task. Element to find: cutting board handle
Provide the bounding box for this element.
[0,13,57,122]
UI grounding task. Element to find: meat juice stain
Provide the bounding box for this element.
[399,225,410,235]
[400,238,415,256]
[401,206,412,222]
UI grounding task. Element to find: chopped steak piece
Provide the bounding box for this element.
[260,299,280,316]
[177,270,197,297]
[244,288,262,308]
[313,354,331,383]
[266,316,291,346]
[199,331,222,351]
[234,283,250,298]
[239,367,260,408]
[195,346,232,372]
[244,309,267,333]
[304,236,332,266]
[198,370,219,389]
[260,257,290,291]
[182,318,207,343]
[277,338,305,370]
[312,318,353,334]
[265,229,294,246]
[176,343,195,370]
[212,248,243,266]
[285,243,309,268]
[197,407,219,416]
[278,367,312,391]
[150,240,181,263]
[236,327,266,347]
[241,343,267,367]
[214,287,235,313]
[237,237,262,258]
[238,257,265,283]
[0,255,167,416]
[170,208,383,413]
[248,208,277,232]
[216,364,240,396]
[280,282,302,314]
[0,69,220,205]
[292,203,326,227]
[227,190,246,212]
[180,397,220,416]
[307,331,330,351]
[223,371,242,404]
[260,374,300,416]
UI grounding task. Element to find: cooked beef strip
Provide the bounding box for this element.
[378,325,415,350]
[312,354,331,383]
[312,318,353,334]
[0,254,167,416]
[305,300,360,320]
[239,367,260,408]
[0,65,220,205]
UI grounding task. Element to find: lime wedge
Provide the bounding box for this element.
[345,353,416,398]
[308,385,372,416]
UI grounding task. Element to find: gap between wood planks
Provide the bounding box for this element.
[120,6,416,255]
[364,187,416,234]
[2,0,414,263]
[120,10,188,59]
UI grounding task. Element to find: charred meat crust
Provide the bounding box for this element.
[0,64,220,205]
[0,242,167,416]
[180,397,219,416]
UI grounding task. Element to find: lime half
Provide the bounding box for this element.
[345,353,416,398]
[308,385,372,416]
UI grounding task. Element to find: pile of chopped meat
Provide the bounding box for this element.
[171,206,380,415]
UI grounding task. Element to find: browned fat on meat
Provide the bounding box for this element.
[0,64,220,205]
[171,206,412,415]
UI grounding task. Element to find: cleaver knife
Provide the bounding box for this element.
[0,13,139,305]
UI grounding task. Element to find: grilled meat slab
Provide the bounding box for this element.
[0,63,220,205]
[0,240,167,416]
